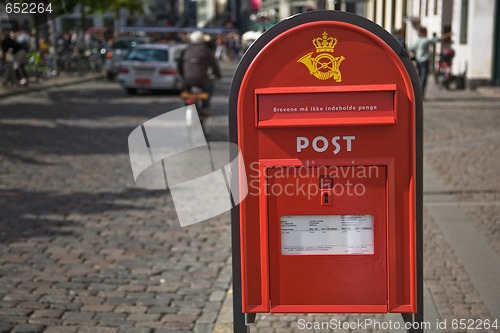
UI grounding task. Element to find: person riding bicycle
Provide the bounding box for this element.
[177,30,221,115]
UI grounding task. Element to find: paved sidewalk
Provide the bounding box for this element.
[423,79,500,329]
[1,61,499,333]
[0,73,104,99]
[476,86,500,98]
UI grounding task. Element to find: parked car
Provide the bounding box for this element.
[116,43,187,94]
[105,36,149,80]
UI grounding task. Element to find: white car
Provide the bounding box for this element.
[117,43,187,94]
[105,36,150,80]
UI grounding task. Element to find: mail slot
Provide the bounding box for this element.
[229,10,423,326]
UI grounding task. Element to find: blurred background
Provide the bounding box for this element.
[0,0,499,88]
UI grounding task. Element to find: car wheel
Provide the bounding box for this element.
[126,88,138,95]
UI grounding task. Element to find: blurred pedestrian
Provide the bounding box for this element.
[215,35,226,60]
[411,27,432,97]
[1,30,28,85]
[225,32,241,61]
[411,27,452,98]
[16,30,30,50]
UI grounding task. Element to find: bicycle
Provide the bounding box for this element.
[1,59,14,87]
[26,51,49,82]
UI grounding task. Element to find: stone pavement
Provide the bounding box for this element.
[213,78,500,332]
[1,63,499,333]
[0,63,236,333]
[423,79,500,326]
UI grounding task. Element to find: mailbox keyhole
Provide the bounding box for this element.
[322,191,332,206]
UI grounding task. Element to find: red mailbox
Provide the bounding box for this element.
[229,10,423,328]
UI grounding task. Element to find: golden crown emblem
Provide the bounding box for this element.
[298,31,345,82]
[312,32,337,53]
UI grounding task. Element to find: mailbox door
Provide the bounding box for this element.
[268,165,387,313]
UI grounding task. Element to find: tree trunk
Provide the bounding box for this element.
[80,4,87,34]
[114,9,121,39]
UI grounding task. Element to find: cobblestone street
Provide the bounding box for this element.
[0,65,235,333]
[1,62,500,333]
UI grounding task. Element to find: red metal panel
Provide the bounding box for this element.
[267,165,387,312]
[237,20,416,313]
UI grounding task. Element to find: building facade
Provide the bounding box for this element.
[450,0,499,87]
[362,0,500,87]
[410,0,500,87]
[2,0,499,86]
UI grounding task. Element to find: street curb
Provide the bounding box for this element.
[0,60,235,100]
[212,287,234,333]
[476,86,500,97]
[0,73,104,99]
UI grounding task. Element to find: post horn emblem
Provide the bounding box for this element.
[298,31,345,82]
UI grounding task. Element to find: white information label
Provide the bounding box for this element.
[281,215,374,255]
